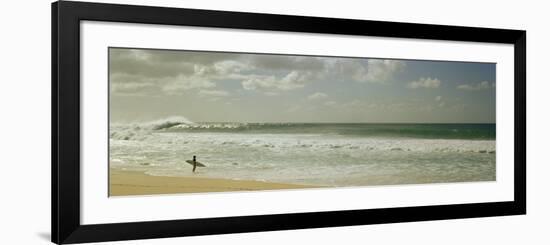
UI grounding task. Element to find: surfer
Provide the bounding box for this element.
[192,155,197,173]
[186,156,205,172]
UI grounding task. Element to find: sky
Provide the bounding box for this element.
[109,48,496,123]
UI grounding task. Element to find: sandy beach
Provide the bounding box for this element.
[109,169,314,196]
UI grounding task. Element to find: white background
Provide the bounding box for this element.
[0,0,547,244]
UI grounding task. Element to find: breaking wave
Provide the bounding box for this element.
[118,121,496,140]
[143,116,194,130]
[110,116,194,140]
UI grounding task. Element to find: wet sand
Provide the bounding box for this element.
[110,169,314,196]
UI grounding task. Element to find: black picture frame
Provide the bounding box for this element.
[52,1,526,244]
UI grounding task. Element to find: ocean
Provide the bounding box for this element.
[109,117,496,187]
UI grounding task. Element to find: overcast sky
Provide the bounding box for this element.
[109,48,496,123]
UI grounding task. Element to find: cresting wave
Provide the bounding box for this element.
[110,116,194,140]
[111,117,496,141]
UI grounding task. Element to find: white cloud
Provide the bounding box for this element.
[251,56,326,72]
[308,92,328,100]
[213,60,252,75]
[457,81,491,91]
[434,96,445,107]
[241,76,277,90]
[364,60,406,83]
[110,49,409,96]
[407,77,441,89]
[331,59,406,83]
[161,75,216,95]
[324,101,337,106]
[110,73,216,96]
[198,89,230,97]
[242,71,315,91]
[330,59,368,82]
[110,82,157,96]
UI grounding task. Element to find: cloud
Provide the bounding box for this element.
[241,71,316,91]
[161,75,216,95]
[331,59,406,83]
[407,77,441,89]
[213,60,251,75]
[457,81,491,91]
[364,60,406,83]
[434,96,445,107]
[308,92,328,100]
[245,57,408,86]
[110,48,408,97]
[324,101,337,106]
[110,49,196,78]
[111,48,240,67]
[250,55,326,72]
[330,59,368,82]
[110,82,158,96]
[245,56,406,86]
[110,48,236,96]
[198,89,230,97]
[110,73,215,96]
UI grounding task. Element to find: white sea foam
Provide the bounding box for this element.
[110,116,194,140]
[109,125,496,186]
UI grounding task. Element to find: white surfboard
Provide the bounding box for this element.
[185,160,206,167]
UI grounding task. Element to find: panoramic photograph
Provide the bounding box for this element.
[108,47,496,196]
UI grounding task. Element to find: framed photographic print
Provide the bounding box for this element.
[52,1,526,244]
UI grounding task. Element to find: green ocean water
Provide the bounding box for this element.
[159,123,496,140]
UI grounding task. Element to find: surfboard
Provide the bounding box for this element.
[185,160,206,167]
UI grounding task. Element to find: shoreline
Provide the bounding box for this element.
[109,169,316,196]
